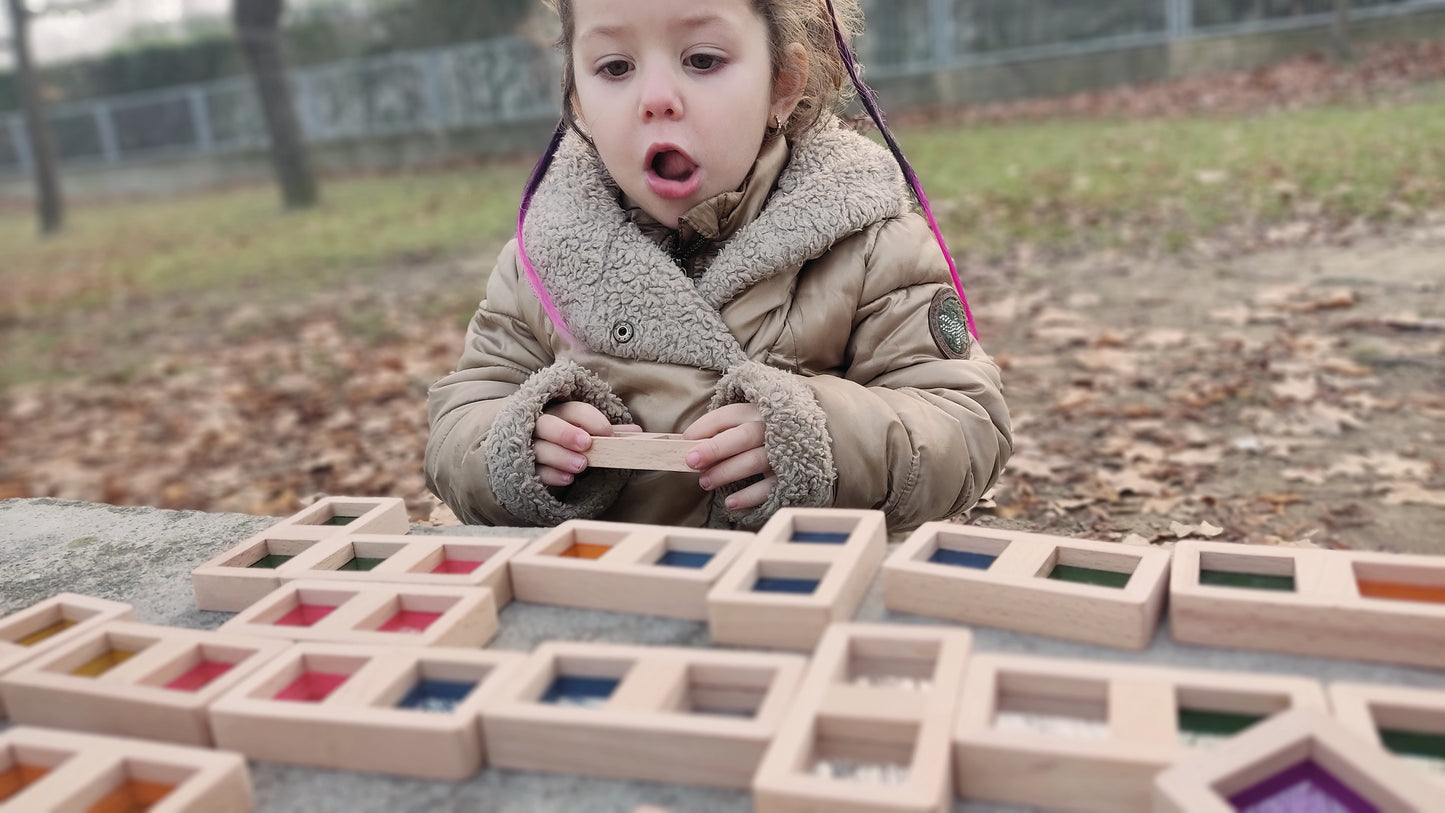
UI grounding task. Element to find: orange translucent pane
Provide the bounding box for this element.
[1358,580,1445,605]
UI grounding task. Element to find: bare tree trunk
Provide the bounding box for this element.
[1331,0,1353,63]
[233,0,318,209]
[6,0,64,235]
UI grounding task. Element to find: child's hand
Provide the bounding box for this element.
[534,402,641,487]
[683,404,774,510]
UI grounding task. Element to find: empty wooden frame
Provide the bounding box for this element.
[0,725,251,812]
[585,431,696,472]
[191,495,413,612]
[753,623,973,813]
[952,653,1328,811]
[209,643,524,779]
[1154,708,1440,811]
[0,621,289,746]
[708,508,887,650]
[884,524,1170,649]
[218,580,498,648]
[1170,540,1445,669]
[508,520,753,620]
[1330,682,1445,792]
[0,593,134,717]
[480,641,806,789]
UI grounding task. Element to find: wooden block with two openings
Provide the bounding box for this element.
[1153,708,1440,812]
[208,642,524,779]
[0,593,133,717]
[480,640,807,789]
[190,495,411,612]
[883,523,1171,649]
[218,580,498,648]
[508,519,753,620]
[1170,539,1445,669]
[708,508,887,650]
[0,725,251,812]
[1329,682,1445,793]
[753,622,974,813]
[0,621,289,746]
[952,652,1329,811]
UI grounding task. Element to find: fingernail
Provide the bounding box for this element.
[686,451,701,468]
[698,475,711,490]
[725,496,738,509]
[571,455,588,473]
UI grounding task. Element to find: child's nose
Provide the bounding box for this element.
[638,66,684,122]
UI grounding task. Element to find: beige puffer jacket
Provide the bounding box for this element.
[427,120,1011,532]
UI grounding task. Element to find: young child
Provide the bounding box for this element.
[427,0,1011,531]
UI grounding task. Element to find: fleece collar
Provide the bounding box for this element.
[522,120,911,372]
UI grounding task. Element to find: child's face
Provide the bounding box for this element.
[571,0,782,229]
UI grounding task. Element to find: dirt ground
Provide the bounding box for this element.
[5,218,1442,557]
[968,218,1445,555]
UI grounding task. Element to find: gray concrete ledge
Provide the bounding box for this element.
[1,498,1440,811]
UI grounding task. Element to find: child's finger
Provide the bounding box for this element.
[682,402,763,440]
[544,401,615,437]
[685,422,766,471]
[535,414,593,452]
[724,475,777,511]
[697,447,771,491]
[534,439,588,477]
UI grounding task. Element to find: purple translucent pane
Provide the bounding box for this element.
[1228,759,1379,813]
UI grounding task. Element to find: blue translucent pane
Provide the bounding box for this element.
[396,679,477,712]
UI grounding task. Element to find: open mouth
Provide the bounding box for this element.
[650,148,698,182]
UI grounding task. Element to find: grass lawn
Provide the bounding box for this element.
[2,95,1443,387]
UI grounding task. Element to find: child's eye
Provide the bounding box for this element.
[599,59,632,78]
[685,53,724,71]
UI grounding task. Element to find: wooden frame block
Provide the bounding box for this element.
[275,533,525,606]
[480,641,806,789]
[190,495,411,612]
[217,580,498,648]
[754,623,973,813]
[208,643,524,779]
[884,523,1170,649]
[1170,540,1445,669]
[1329,682,1445,792]
[585,431,696,472]
[0,593,134,717]
[1153,708,1440,811]
[952,653,1328,811]
[508,520,753,620]
[0,621,290,746]
[708,508,887,650]
[0,725,251,812]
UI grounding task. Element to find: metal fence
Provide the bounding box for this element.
[1,0,1441,177]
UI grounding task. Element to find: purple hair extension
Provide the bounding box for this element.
[821,0,978,339]
[515,119,577,348]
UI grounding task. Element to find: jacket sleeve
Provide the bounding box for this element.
[804,215,1013,531]
[425,241,634,526]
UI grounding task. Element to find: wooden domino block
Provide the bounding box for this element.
[883,523,1170,649]
[0,593,134,717]
[753,622,973,813]
[708,508,887,650]
[0,621,289,746]
[190,495,411,612]
[208,643,524,779]
[1170,539,1445,669]
[952,653,1328,811]
[1329,682,1445,792]
[585,431,696,471]
[0,725,251,812]
[1153,708,1440,812]
[508,520,753,620]
[480,641,806,789]
[218,580,498,647]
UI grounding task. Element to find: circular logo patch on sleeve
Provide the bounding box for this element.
[929,289,972,359]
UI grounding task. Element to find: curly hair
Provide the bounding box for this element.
[541,0,864,143]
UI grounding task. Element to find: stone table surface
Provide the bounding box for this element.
[2,497,1441,812]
